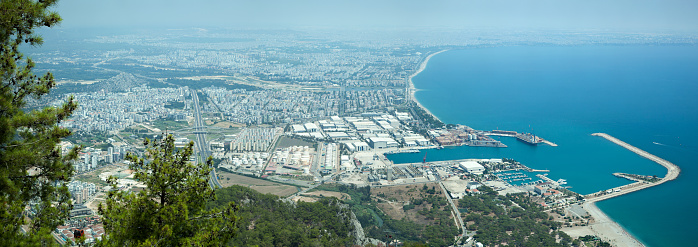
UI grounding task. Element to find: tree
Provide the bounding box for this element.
[1,0,81,245]
[98,135,238,246]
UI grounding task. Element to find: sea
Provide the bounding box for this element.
[386,45,698,247]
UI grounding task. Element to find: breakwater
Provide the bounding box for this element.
[585,133,680,202]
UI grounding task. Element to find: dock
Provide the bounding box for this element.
[584,133,680,202]
[485,130,558,147]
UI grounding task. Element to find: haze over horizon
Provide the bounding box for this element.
[55,0,698,32]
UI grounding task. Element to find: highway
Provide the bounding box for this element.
[191,89,222,189]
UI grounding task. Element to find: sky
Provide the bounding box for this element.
[54,0,698,32]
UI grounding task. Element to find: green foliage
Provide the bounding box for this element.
[459,192,569,246]
[164,101,185,109]
[98,135,238,246]
[363,206,458,247]
[312,183,371,206]
[0,0,82,245]
[409,103,444,129]
[209,185,354,246]
[93,143,112,151]
[315,184,458,246]
[151,119,189,131]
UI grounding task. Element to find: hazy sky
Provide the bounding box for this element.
[55,0,698,31]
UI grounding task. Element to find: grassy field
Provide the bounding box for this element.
[216,171,299,197]
[371,183,449,225]
[73,164,128,187]
[212,121,245,128]
[151,120,190,131]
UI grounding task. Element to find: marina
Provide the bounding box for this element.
[494,170,544,186]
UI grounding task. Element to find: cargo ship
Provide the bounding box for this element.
[516,132,542,145]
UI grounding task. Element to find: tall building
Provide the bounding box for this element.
[108,147,114,163]
[91,156,98,170]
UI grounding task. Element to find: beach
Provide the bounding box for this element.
[407,50,447,122]
[407,49,662,246]
[563,202,645,247]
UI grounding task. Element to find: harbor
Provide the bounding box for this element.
[584,133,680,203]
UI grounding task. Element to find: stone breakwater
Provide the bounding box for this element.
[585,133,680,202]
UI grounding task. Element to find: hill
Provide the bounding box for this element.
[208,185,356,246]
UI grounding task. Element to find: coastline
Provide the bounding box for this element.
[407,50,448,123]
[562,133,681,246]
[407,51,656,246]
[563,202,645,247]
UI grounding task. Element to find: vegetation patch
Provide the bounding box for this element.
[459,186,574,246]
[314,183,458,246]
[216,170,299,197]
[166,78,262,91]
[209,186,354,246]
[150,120,190,131]
[164,101,185,109]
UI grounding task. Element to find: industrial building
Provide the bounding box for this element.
[345,142,370,152]
[368,137,399,149]
[459,161,485,174]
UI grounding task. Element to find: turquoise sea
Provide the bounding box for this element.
[387,46,698,247]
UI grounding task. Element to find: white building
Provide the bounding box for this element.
[326,132,351,141]
[368,137,399,149]
[291,124,306,133]
[345,142,369,152]
[303,123,319,133]
[459,161,485,174]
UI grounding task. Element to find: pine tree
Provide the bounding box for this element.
[98,135,238,246]
[1,0,81,245]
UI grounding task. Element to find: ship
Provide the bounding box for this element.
[516,132,542,145]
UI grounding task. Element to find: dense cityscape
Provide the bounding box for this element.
[9,13,696,246]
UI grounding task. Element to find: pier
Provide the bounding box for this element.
[584,133,680,202]
[485,130,558,147]
[540,139,558,147]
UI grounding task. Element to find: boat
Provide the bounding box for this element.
[516,132,542,145]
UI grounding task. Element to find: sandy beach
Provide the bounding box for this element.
[407,50,448,123]
[562,202,645,247]
[407,52,657,247]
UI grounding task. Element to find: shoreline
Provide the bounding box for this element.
[405,51,665,246]
[407,50,448,123]
[563,202,646,247]
[563,133,681,246]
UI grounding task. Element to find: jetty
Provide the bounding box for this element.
[485,130,558,147]
[584,133,680,202]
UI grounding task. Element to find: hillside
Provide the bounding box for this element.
[208,185,355,246]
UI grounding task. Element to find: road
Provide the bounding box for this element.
[436,176,467,242]
[190,89,222,189]
[286,171,346,200]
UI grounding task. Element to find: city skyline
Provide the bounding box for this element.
[55,0,698,32]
